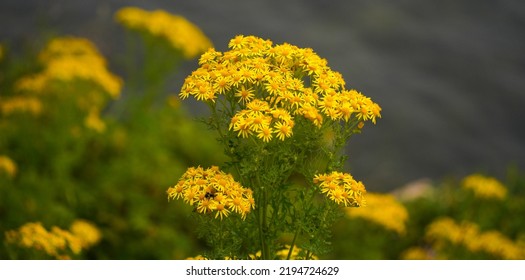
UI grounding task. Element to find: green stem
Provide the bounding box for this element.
[219,218,224,257]
[254,172,270,260]
[305,250,312,260]
[262,185,269,259]
[286,228,299,260]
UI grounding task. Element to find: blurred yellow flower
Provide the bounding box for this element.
[84,107,106,133]
[5,220,102,259]
[462,174,507,200]
[0,155,17,178]
[476,230,524,260]
[346,192,409,235]
[0,96,42,116]
[69,219,102,249]
[115,7,213,59]
[16,37,122,98]
[425,217,524,259]
[426,217,477,247]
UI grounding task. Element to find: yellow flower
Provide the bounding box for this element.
[84,108,106,133]
[69,219,102,249]
[16,37,123,98]
[167,166,254,220]
[235,86,255,104]
[313,171,366,207]
[274,121,293,141]
[346,192,409,235]
[228,35,247,50]
[462,174,507,200]
[426,217,469,246]
[256,126,274,142]
[115,7,212,59]
[214,202,231,219]
[232,116,254,138]
[425,217,524,260]
[51,226,82,254]
[0,155,17,178]
[0,96,42,116]
[475,231,524,260]
[4,221,100,259]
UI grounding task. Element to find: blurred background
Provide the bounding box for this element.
[1,1,525,260]
[2,0,524,191]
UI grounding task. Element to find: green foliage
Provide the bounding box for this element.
[0,29,224,259]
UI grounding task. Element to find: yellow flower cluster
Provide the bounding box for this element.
[0,155,17,178]
[313,171,366,207]
[346,192,409,235]
[462,174,507,200]
[167,166,255,220]
[115,7,213,59]
[16,37,122,98]
[180,35,381,142]
[0,96,42,116]
[4,220,101,259]
[426,217,524,260]
[229,100,295,141]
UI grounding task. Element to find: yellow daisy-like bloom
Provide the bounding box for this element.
[425,217,524,260]
[313,171,366,207]
[0,155,17,178]
[346,192,409,235]
[461,174,507,200]
[235,86,255,104]
[16,37,123,98]
[179,35,381,142]
[115,7,212,59]
[167,166,255,220]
